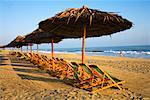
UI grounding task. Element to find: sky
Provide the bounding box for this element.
[0,0,150,49]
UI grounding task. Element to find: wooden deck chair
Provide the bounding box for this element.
[15,52,22,57]
[55,58,74,79]
[76,63,110,90]
[44,57,68,78]
[70,62,94,85]
[28,53,44,67]
[88,65,125,94]
[17,52,30,61]
[39,55,63,76]
[33,54,54,70]
[9,52,22,62]
[51,57,68,73]
[79,64,111,89]
[23,53,31,61]
[15,52,27,61]
[41,55,61,72]
[78,63,94,84]
[27,53,38,65]
[41,55,50,62]
[41,55,57,70]
[60,59,75,77]
[10,51,16,56]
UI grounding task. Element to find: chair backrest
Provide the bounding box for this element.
[16,52,22,57]
[60,58,64,61]
[41,55,47,61]
[79,63,92,74]
[56,58,60,61]
[24,53,30,58]
[89,65,104,75]
[89,65,122,82]
[71,62,79,70]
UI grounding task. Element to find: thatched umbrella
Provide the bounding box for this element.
[25,29,62,57]
[0,45,6,48]
[5,36,28,50]
[39,5,132,63]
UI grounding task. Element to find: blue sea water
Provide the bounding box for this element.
[38,45,150,59]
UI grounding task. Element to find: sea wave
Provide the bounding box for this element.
[104,50,150,55]
[38,50,150,55]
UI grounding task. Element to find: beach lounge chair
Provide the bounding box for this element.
[88,64,125,94]
[38,55,68,77]
[16,52,30,61]
[40,55,61,72]
[71,63,107,88]
[32,53,54,70]
[69,62,125,94]
[70,62,94,86]
[23,53,32,61]
[10,51,17,55]
[55,58,75,79]
[27,53,45,68]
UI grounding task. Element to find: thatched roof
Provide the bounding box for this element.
[24,29,62,44]
[0,45,6,48]
[39,5,132,38]
[5,36,28,48]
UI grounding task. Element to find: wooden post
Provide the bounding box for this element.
[21,47,22,52]
[51,38,54,70]
[51,38,54,59]
[30,43,32,53]
[17,47,19,51]
[37,44,39,53]
[82,25,86,64]
[27,45,28,52]
[30,45,32,53]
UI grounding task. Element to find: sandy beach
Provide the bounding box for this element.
[48,52,150,98]
[0,0,150,99]
[0,50,150,100]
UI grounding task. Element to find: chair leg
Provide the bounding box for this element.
[92,81,125,93]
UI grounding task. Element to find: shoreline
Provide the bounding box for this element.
[26,50,150,59]
[4,49,150,59]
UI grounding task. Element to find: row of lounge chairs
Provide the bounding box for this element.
[10,51,126,95]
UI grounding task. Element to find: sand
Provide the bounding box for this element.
[0,50,150,99]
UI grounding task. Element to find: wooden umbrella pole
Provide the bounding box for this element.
[21,47,22,52]
[51,38,55,70]
[31,45,32,52]
[82,25,86,64]
[51,38,54,59]
[27,45,28,52]
[37,44,39,53]
[30,44,32,53]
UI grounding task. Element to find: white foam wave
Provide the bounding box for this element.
[104,50,150,55]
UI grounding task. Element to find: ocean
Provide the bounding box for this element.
[36,45,150,59]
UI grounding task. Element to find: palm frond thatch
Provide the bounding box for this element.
[5,36,28,48]
[24,29,62,44]
[39,5,132,38]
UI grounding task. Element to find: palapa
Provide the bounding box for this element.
[39,5,132,63]
[4,36,28,48]
[25,28,62,56]
[25,29,62,44]
[39,5,132,38]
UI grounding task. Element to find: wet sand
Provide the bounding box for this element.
[0,50,150,99]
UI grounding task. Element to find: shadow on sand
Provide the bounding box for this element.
[17,73,63,83]
[11,63,36,68]
[10,58,31,64]
[0,63,9,66]
[0,55,9,66]
[13,67,46,74]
